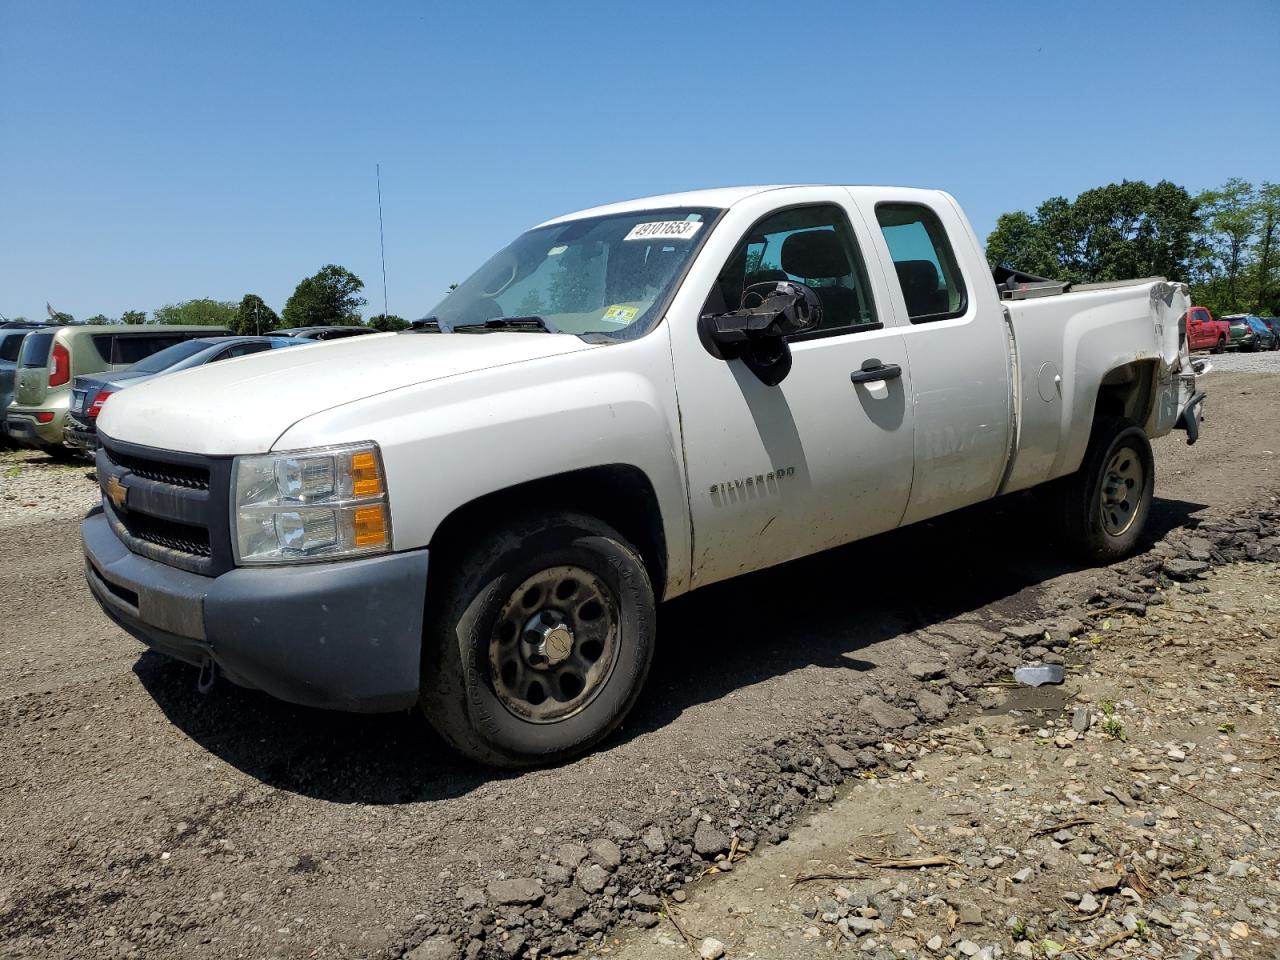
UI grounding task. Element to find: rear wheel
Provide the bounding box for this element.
[1046,416,1154,563]
[1212,335,1226,354]
[419,511,655,767]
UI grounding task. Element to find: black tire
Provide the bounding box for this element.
[1047,416,1154,563]
[1212,336,1226,354]
[419,511,655,767]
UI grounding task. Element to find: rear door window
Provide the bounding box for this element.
[111,335,184,364]
[0,334,25,363]
[875,203,968,323]
[19,333,54,367]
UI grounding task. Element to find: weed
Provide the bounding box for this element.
[1099,700,1116,716]
[1102,717,1126,740]
[1217,721,1235,734]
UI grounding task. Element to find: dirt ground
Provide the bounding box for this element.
[0,366,1278,960]
[606,560,1280,960]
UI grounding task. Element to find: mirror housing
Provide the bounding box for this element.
[698,281,822,386]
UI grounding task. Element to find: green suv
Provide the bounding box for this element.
[5,325,229,451]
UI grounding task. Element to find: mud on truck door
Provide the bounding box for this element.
[672,197,916,588]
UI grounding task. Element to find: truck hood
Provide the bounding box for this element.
[97,331,601,455]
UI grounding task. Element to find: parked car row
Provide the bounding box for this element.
[0,324,374,455]
[1186,307,1279,353]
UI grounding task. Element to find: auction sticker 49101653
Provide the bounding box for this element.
[623,220,703,241]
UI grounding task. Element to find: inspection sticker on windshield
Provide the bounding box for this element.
[601,304,639,325]
[624,220,703,241]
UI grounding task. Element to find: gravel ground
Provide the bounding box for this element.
[0,447,98,529]
[1197,347,1280,375]
[609,558,1280,960]
[0,370,1277,960]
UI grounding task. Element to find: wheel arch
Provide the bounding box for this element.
[427,464,670,599]
[1092,358,1162,433]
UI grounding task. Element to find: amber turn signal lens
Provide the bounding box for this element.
[352,505,388,547]
[350,450,383,497]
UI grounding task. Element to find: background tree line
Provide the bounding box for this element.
[986,177,1280,317]
[13,264,414,334]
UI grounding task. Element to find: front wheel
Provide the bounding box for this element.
[1046,416,1154,563]
[419,511,655,767]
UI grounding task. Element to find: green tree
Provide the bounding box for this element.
[1195,178,1258,313]
[120,310,147,325]
[84,314,112,325]
[367,313,410,331]
[235,294,280,335]
[282,264,366,327]
[1250,182,1280,315]
[985,181,1200,285]
[151,299,238,327]
[51,312,75,325]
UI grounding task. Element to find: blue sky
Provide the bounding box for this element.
[2,0,1277,322]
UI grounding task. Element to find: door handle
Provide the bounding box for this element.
[850,360,902,384]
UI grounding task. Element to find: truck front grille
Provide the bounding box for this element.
[97,435,233,576]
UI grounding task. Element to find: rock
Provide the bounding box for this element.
[699,937,726,959]
[859,695,916,729]
[574,911,606,935]
[487,878,543,906]
[957,941,981,957]
[1003,624,1045,643]
[546,885,590,920]
[991,746,1013,760]
[640,825,667,854]
[556,842,588,867]
[456,885,486,910]
[588,838,622,870]
[824,742,860,771]
[957,903,983,924]
[915,690,949,722]
[1012,867,1033,883]
[1230,921,1249,939]
[816,785,835,802]
[693,821,730,857]
[1077,893,1100,913]
[1164,558,1209,580]
[926,934,944,952]
[632,893,661,912]
[1227,860,1250,878]
[1072,707,1093,733]
[848,917,884,934]
[406,936,458,960]
[1167,748,1186,762]
[575,862,610,894]
[907,660,946,681]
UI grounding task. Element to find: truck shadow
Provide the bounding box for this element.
[134,491,1206,804]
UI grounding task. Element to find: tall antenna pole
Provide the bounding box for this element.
[376,163,389,320]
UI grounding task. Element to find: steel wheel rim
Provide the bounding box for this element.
[488,564,620,724]
[1099,447,1144,536]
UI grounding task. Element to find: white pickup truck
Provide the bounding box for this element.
[83,185,1204,766]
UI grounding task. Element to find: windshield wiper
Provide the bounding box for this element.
[409,316,452,333]
[453,316,559,334]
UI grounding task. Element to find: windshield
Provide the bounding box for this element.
[126,340,213,373]
[424,206,720,337]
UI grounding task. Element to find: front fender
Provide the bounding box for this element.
[272,336,692,596]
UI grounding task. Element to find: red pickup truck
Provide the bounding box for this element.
[1187,306,1229,353]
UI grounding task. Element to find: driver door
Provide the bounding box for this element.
[671,199,916,588]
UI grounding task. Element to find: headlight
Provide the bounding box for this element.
[232,442,391,565]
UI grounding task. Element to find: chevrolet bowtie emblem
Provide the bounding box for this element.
[107,475,128,511]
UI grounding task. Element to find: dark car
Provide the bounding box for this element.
[1259,317,1280,350]
[274,325,379,341]
[64,336,307,454]
[0,329,31,445]
[1224,315,1263,352]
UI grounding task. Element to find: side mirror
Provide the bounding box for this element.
[698,281,822,386]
